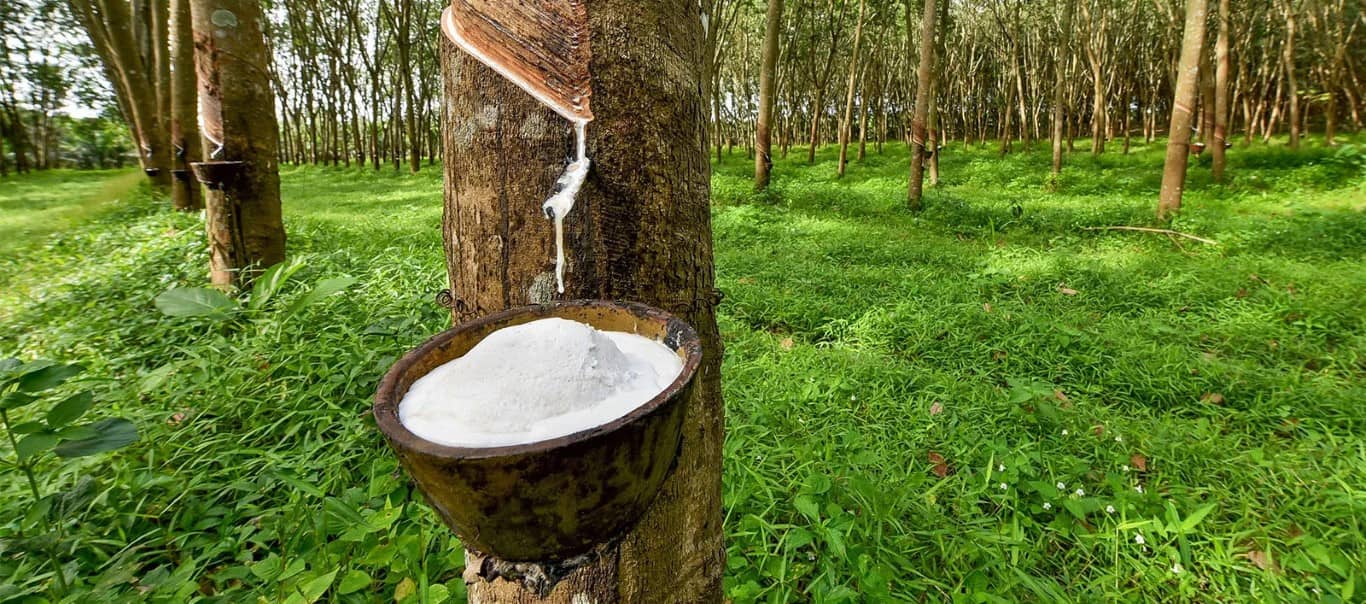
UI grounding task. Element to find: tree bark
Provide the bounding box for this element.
[837,0,866,177]
[1280,0,1299,149]
[191,0,287,287]
[441,0,724,601]
[907,0,935,211]
[1157,0,1208,221]
[754,0,783,191]
[1051,0,1075,177]
[169,0,202,210]
[1211,0,1230,182]
[67,0,172,190]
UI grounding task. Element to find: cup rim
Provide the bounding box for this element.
[373,299,702,460]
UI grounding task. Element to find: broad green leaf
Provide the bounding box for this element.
[0,391,36,411]
[249,258,306,311]
[155,287,237,319]
[284,568,338,604]
[18,363,83,393]
[427,583,450,604]
[46,392,94,428]
[56,424,99,441]
[1180,503,1217,532]
[11,421,46,434]
[793,495,820,521]
[0,358,21,378]
[364,504,403,532]
[249,554,284,581]
[337,570,372,595]
[54,418,138,458]
[17,432,58,460]
[287,276,358,314]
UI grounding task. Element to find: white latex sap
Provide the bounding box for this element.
[542,120,590,293]
[398,318,682,447]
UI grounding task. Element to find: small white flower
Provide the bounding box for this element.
[1135,485,1144,494]
[1171,562,1183,574]
[1135,534,1146,545]
[1115,436,1123,442]
[998,464,1005,472]
[1056,482,1066,490]
[999,482,1008,490]
[1122,465,1131,473]
[807,552,816,561]
[1042,502,1052,510]
[1075,488,1085,497]
[1105,505,1116,514]
[850,395,857,401]
[1061,429,1069,436]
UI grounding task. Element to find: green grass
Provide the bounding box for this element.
[0,169,140,257]
[0,137,1363,602]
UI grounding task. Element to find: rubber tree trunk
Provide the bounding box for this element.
[836,0,866,178]
[1157,0,1208,221]
[1281,0,1299,150]
[755,0,783,191]
[907,0,936,211]
[190,0,286,287]
[1051,0,1075,177]
[440,0,724,601]
[1211,0,1230,182]
[169,0,202,211]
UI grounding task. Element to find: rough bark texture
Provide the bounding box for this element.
[440,0,724,601]
[907,0,936,211]
[1157,0,1207,221]
[190,0,286,287]
[1211,0,1230,181]
[754,0,782,191]
[169,0,202,210]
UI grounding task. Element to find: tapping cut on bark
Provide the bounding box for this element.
[441,0,593,123]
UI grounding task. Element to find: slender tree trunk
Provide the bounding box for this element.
[191,0,286,287]
[1211,0,1230,181]
[1281,0,1299,149]
[837,0,866,177]
[1199,49,1215,148]
[442,0,724,600]
[907,0,935,211]
[1157,0,1208,221]
[168,0,202,210]
[1051,0,1074,177]
[754,0,782,191]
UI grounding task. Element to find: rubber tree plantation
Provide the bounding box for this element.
[1,0,1363,602]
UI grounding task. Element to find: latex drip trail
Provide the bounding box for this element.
[542,119,590,293]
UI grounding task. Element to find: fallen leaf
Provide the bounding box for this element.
[992,350,1008,361]
[1092,424,1105,437]
[1054,390,1069,403]
[1201,392,1225,405]
[1129,454,1148,472]
[167,412,186,425]
[929,401,943,415]
[779,337,794,350]
[928,452,950,478]
[1058,285,1079,296]
[983,303,993,313]
[1240,550,1280,574]
[1235,288,1248,299]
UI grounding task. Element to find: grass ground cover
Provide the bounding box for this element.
[0,138,1363,602]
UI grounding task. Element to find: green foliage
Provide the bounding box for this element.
[0,136,1363,601]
